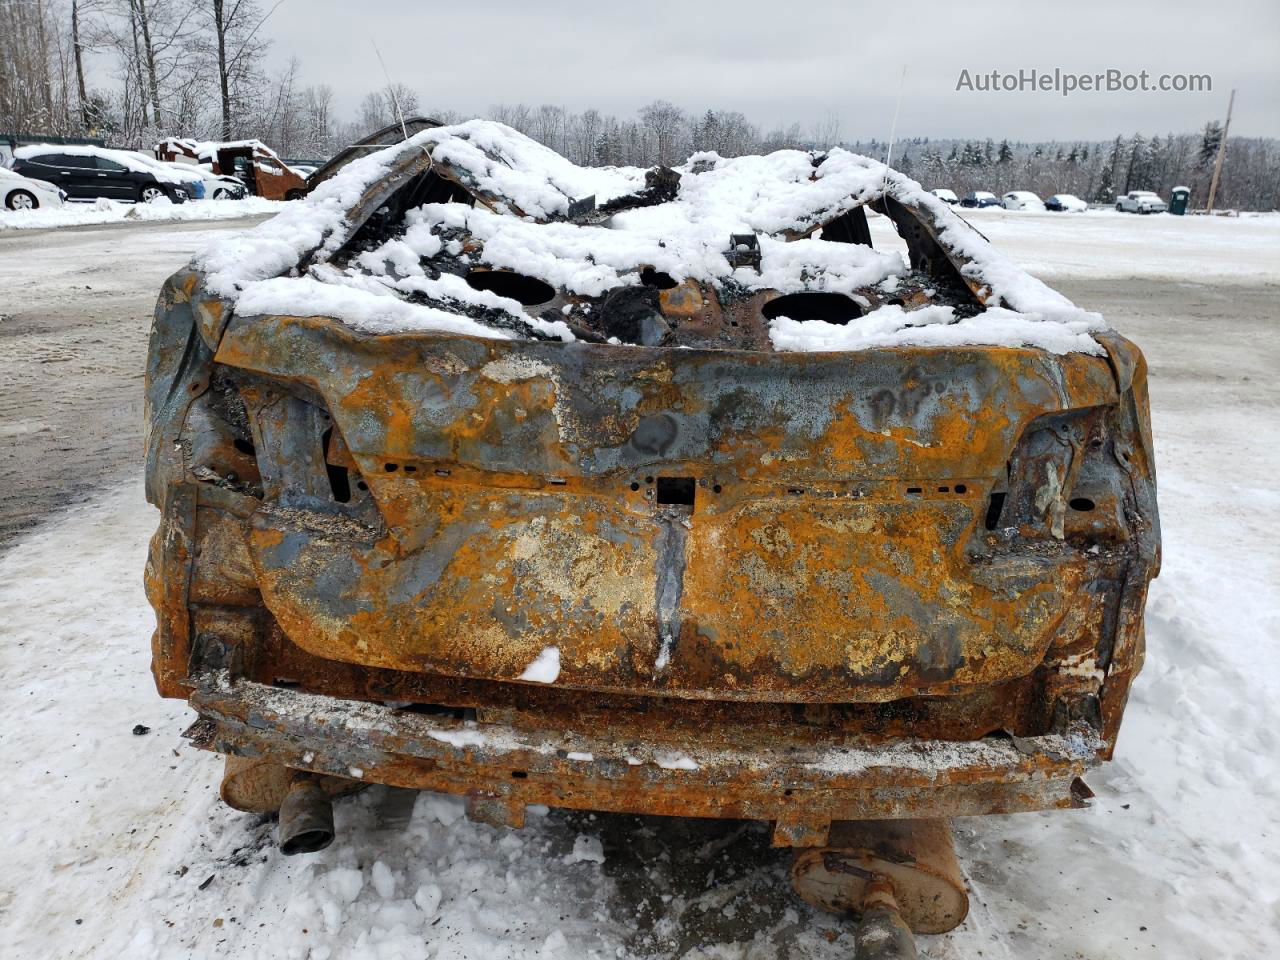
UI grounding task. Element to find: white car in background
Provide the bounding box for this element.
[1002,190,1046,211]
[1,165,66,210]
[1045,193,1088,212]
[929,188,958,204]
[1116,190,1168,214]
[157,161,246,199]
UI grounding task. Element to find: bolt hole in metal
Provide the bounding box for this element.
[656,476,696,506]
[1069,497,1096,512]
[464,269,556,306]
[762,292,863,325]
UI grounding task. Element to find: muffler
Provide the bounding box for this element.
[278,777,335,855]
[791,819,968,959]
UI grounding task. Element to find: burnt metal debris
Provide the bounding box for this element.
[144,121,1159,947]
[155,136,310,201]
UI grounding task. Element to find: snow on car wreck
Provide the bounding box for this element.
[144,119,1159,938]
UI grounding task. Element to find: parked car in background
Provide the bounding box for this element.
[959,191,1001,208]
[929,188,958,204]
[1116,190,1167,214]
[1002,191,1046,211]
[1,165,66,210]
[155,137,308,200]
[11,145,199,203]
[1045,193,1088,212]
[158,161,246,199]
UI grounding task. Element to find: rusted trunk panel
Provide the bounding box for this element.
[209,315,1134,703]
[143,126,1160,835]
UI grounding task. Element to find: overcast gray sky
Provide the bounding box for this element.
[264,0,1278,140]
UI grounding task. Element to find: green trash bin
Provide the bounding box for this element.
[1169,186,1190,216]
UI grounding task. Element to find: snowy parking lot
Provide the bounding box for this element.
[0,195,284,232]
[1,210,1278,959]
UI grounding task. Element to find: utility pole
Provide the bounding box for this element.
[1205,89,1235,214]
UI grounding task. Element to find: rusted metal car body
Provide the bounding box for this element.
[144,125,1159,852]
[155,137,308,200]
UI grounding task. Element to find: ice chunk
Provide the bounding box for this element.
[519,646,561,683]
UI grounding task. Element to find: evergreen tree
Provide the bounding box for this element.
[1198,121,1223,169]
[1124,133,1148,191]
[1095,135,1125,201]
[696,109,720,153]
[997,139,1013,163]
[1147,134,1164,187]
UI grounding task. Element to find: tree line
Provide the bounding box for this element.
[872,127,1278,211]
[3,0,1275,210]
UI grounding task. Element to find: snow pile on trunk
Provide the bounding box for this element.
[768,303,1105,354]
[193,119,1106,354]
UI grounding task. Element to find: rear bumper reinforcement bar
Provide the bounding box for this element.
[187,672,1099,844]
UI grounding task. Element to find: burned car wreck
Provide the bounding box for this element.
[145,120,1159,946]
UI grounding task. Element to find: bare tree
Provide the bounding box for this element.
[489,102,533,134]
[72,0,92,126]
[639,99,683,166]
[206,0,275,139]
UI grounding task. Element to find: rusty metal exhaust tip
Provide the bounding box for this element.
[278,780,334,855]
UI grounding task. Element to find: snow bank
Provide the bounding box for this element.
[938,205,1280,282]
[0,195,282,231]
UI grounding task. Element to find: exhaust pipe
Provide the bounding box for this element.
[853,878,918,960]
[278,778,335,855]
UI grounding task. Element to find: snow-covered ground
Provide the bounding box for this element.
[900,206,1280,282]
[0,196,284,231]
[1,212,1278,959]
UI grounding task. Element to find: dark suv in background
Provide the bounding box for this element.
[11,147,197,203]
